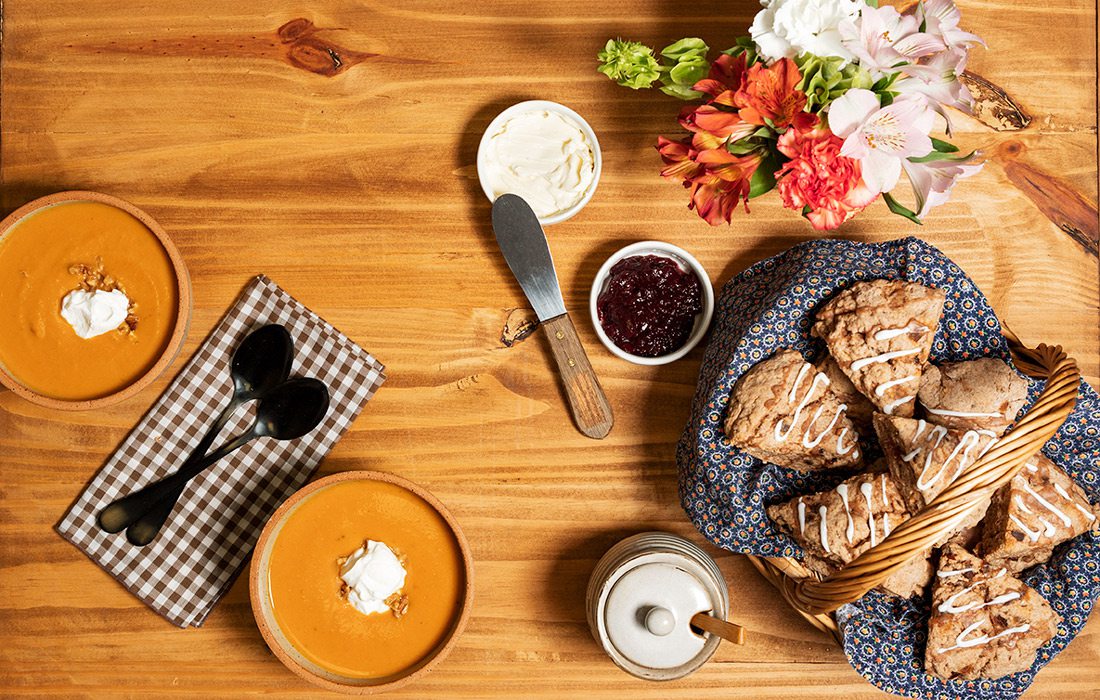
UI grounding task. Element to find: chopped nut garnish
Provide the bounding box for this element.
[385,592,410,619]
[68,258,139,334]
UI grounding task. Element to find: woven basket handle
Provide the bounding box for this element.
[782,332,1081,615]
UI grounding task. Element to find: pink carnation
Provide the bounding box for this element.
[775,119,877,230]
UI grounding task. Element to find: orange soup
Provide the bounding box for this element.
[266,480,466,680]
[0,201,179,400]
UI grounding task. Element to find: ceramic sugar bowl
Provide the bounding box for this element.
[587,532,740,680]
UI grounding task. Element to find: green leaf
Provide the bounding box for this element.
[865,0,879,7]
[668,57,709,86]
[882,192,923,225]
[658,83,705,100]
[930,137,960,153]
[908,148,977,164]
[661,38,709,61]
[749,151,779,199]
[752,126,776,140]
[918,1,927,32]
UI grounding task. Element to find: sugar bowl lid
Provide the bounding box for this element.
[587,532,730,681]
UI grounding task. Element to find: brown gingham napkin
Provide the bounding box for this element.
[55,275,385,628]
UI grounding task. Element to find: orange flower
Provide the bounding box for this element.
[678,103,756,141]
[657,135,763,226]
[693,53,748,107]
[775,118,876,230]
[733,58,808,129]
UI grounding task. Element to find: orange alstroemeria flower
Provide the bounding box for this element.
[693,52,749,107]
[679,104,757,142]
[733,57,808,129]
[656,135,764,226]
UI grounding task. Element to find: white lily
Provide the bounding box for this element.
[902,155,983,218]
[839,5,944,79]
[918,0,986,52]
[895,48,973,133]
[828,89,934,194]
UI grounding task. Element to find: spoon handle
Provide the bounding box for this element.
[121,430,259,546]
[96,410,244,535]
[690,612,745,645]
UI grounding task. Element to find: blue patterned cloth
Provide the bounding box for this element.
[676,237,1100,699]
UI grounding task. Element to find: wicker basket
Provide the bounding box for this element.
[745,328,1082,643]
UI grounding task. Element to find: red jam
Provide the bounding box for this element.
[596,254,703,358]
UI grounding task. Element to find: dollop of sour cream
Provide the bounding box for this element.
[482,110,595,218]
[339,540,407,616]
[60,288,130,339]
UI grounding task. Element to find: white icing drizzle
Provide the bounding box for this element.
[1014,495,1034,514]
[1039,517,1057,538]
[908,427,988,493]
[1053,483,1097,522]
[1009,513,1043,542]
[850,347,922,372]
[938,580,1021,614]
[884,394,916,416]
[873,324,929,341]
[836,427,855,455]
[1025,461,1039,473]
[881,475,892,536]
[936,621,1030,653]
[925,406,1005,419]
[875,375,918,397]
[1021,481,1072,527]
[860,481,877,547]
[819,505,831,554]
[937,567,975,578]
[797,498,807,535]
[836,484,854,543]
[803,403,847,449]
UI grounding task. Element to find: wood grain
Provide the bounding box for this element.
[1,0,1098,698]
[540,314,614,439]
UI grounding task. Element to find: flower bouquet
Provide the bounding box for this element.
[597,0,985,230]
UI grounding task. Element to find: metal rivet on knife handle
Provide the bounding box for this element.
[541,314,613,439]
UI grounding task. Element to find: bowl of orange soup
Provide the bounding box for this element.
[250,471,473,694]
[0,191,190,409]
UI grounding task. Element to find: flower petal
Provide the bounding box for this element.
[827,88,881,139]
[861,149,902,193]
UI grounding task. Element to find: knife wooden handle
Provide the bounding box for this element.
[540,314,614,439]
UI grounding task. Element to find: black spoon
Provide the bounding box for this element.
[97,324,294,535]
[120,377,330,546]
[123,376,330,545]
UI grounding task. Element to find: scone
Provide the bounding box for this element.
[874,414,998,512]
[816,354,876,437]
[980,453,1099,573]
[812,279,945,418]
[767,471,933,598]
[724,349,863,471]
[918,358,1029,435]
[926,544,1060,680]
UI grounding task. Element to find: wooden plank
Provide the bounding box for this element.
[1,0,1098,697]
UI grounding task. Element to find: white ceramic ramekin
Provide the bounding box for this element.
[589,241,715,366]
[476,99,601,226]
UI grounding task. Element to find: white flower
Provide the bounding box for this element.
[918,0,985,52]
[902,157,983,218]
[750,0,864,64]
[895,48,973,133]
[828,89,934,194]
[839,5,944,79]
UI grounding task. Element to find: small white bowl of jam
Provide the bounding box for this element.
[589,241,714,366]
[477,100,601,226]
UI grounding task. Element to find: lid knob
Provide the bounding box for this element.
[644,607,675,637]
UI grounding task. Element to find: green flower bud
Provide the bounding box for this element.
[597,39,662,90]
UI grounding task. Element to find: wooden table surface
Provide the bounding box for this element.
[1,1,1098,697]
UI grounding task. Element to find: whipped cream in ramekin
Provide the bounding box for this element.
[60,288,130,339]
[481,110,596,219]
[339,540,407,616]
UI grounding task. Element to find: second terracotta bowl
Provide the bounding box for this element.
[250,470,474,694]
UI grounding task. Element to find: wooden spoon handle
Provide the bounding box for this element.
[690,612,745,645]
[540,314,614,440]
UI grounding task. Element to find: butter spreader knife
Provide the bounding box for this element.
[491,194,613,439]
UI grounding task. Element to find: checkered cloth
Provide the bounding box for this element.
[55,275,385,627]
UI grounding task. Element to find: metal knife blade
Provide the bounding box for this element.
[491,194,567,322]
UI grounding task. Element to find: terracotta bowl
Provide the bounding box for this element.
[0,190,192,410]
[250,470,474,695]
